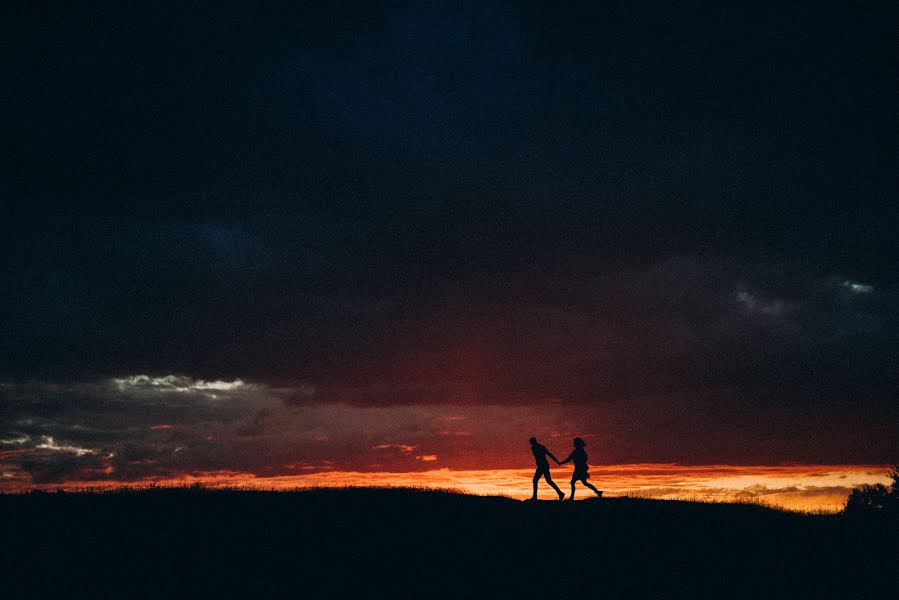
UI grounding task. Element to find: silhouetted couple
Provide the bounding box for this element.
[529,437,602,501]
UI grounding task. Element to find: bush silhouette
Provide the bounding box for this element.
[845,466,899,515]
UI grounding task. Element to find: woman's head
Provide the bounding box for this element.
[573,437,586,448]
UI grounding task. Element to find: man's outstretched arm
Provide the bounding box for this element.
[547,451,561,464]
[558,452,574,464]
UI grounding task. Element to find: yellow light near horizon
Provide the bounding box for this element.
[3,464,891,513]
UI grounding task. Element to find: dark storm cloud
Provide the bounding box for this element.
[0,376,341,483]
[2,372,894,488]
[2,1,897,462]
[0,377,541,483]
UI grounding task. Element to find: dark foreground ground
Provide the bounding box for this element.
[1,488,895,599]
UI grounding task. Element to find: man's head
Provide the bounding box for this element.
[529,437,537,446]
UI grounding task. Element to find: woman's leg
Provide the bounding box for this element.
[569,480,576,500]
[582,479,602,497]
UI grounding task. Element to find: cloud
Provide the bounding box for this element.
[111,375,248,395]
[282,384,317,406]
[841,280,874,294]
[1,436,30,446]
[35,436,96,456]
[235,409,271,438]
[734,289,795,317]
[0,2,894,498]
[2,3,894,407]
[372,444,417,453]
[1,374,893,493]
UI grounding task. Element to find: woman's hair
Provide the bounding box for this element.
[573,437,586,448]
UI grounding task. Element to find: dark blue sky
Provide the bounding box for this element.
[1,2,896,478]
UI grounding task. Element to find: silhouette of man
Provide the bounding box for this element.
[529,437,565,500]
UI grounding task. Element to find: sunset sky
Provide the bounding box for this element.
[2,2,896,509]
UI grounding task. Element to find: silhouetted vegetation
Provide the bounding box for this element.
[844,466,899,515]
[1,487,894,599]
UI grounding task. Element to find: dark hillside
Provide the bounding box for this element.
[2,488,894,599]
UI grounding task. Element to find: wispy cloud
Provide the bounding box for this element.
[841,280,874,294]
[372,444,417,453]
[35,436,96,456]
[111,375,248,394]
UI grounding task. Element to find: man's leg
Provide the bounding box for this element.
[544,473,564,499]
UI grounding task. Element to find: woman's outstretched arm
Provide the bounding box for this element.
[558,452,574,464]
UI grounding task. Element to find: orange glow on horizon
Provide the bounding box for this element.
[1,463,891,513]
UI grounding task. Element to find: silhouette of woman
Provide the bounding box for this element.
[529,437,565,500]
[559,437,602,500]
